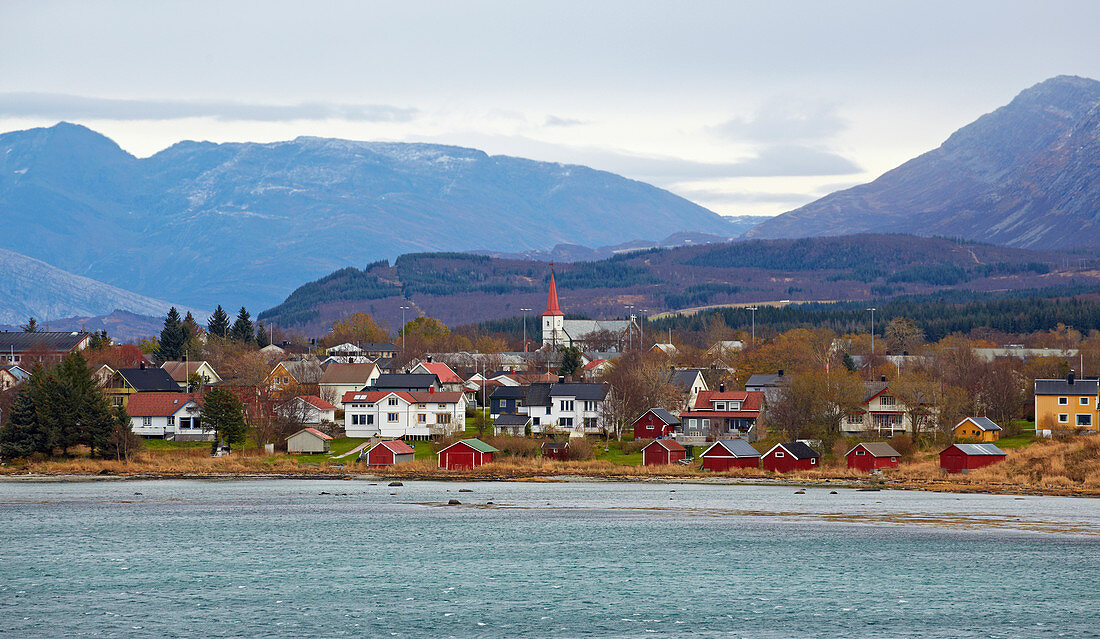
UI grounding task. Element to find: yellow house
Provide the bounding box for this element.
[953,417,1002,442]
[1033,373,1099,437]
[264,359,323,396]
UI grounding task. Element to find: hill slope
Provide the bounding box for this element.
[0,124,733,310]
[745,75,1100,248]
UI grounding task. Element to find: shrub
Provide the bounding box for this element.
[621,439,649,455]
[890,433,915,458]
[486,435,540,458]
[565,437,594,461]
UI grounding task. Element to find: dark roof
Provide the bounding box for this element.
[641,408,680,425]
[524,382,553,407]
[371,373,439,390]
[667,369,703,388]
[542,441,568,451]
[774,441,820,459]
[548,382,608,401]
[360,342,397,351]
[490,386,526,399]
[745,373,787,388]
[862,381,889,403]
[0,331,89,353]
[494,414,530,426]
[705,439,761,458]
[118,367,180,392]
[1034,378,1100,395]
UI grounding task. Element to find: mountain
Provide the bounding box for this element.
[745,76,1100,248]
[259,234,1100,334]
[0,123,732,311]
[0,247,199,326]
[471,230,747,262]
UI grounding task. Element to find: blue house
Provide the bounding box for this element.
[489,385,525,419]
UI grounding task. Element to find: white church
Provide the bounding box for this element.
[541,272,632,349]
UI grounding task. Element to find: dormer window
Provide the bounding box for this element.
[714,402,726,411]
[730,401,741,411]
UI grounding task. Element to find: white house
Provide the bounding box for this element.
[342,389,467,440]
[524,381,609,435]
[127,392,210,440]
[161,360,223,390]
[279,395,337,425]
[318,362,380,404]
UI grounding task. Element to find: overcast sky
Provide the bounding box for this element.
[2,1,1098,216]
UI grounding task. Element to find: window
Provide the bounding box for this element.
[811,458,817,465]
[583,401,597,411]
[436,413,451,424]
[1081,397,1090,406]
[437,403,447,409]
[418,403,426,409]
[1058,414,1069,423]
[367,415,374,425]
[689,418,698,428]
[142,416,152,426]
[1077,414,1092,427]
[532,417,540,426]
[417,413,426,423]
[730,402,741,411]
[715,402,726,411]
[388,398,398,406]
[560,400,574,411]
[351,414,367,425]
[775,451,785,458]
[1059,397,1068,405]
[879,395,896,406]
[855,450,865,456]
[584,417,598,429]
[561,418,574,427]
[166,416,174,426]
[388,412,399,422]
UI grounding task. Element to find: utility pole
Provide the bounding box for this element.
[867,307,877,355]
[400,305,410,354]
[624,305,634,350]
[747,306,758,346]
[520,308,532,353]
[640,309,648,348]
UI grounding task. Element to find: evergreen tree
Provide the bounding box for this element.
[87,330,111,350]
[255,322,270,348]
[203,387,247,453]
[559,346,583,377]
[20,317,39,333]
[207,305,231,338]
[230,307,254,343]
[0,387,42,458]
[55,352,114,457]
[106,405,141,462]
[157,308,187,362]
[182,311,201,341]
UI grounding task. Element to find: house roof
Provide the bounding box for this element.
[1034,378,1100,395]
[583,358,608,371]
[957,417,1002,432]
[945,443,1006,456]
[291,427,333,441]
[862,381,890,403]
[692,390,763,412]
[440,438,500,454]
[319,362,378,385]
[745,373,788,388]
[767,441,820,459]
[489,385,526,399]
[297,395,337,410]
[161,360,218,383]
[0,331,89,353]
[524,382,553,407]
[494,414,530,426]
[126,392,202,417]
[372,440,415,454]
[703,439,761,458]
[643,438,687,453]
[371,373,440,390]
[638,408,680,425]
[341,389,464,405]
[668,369,704,389]
[118,367,181,392]
[548,382,609,401]
[847,442,901,458]
[542,441,569,450]
[360,342,397,352]
[544,272,563,315]
[562,319,629,342]
[274,359,322,383]
[415,362,463,385]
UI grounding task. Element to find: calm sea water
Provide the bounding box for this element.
[1,479,1098,638]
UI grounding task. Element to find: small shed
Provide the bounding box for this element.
[761,441,820,473]
[953,417,1002,442]
[365,440,416,467]
[632,408,681,440]
[642,438,687,466]
[542,441,569,461]
[940,443,1006,474]
[286,427,333,454]
[438,438,500,470]
[700,439,761,471]
[494,413,530,436]
[846,442,901,472]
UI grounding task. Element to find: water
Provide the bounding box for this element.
[2,479,1099,638]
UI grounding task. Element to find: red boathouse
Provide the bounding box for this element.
[541,441,569,461]
[761,441,820,473]
[939,443,1006,474]
[438,438,500,470]
[845,442,901,472]
[365,440,416,468]
[632,408,681,439]
[642,439,687,466]
[699,439,761,471]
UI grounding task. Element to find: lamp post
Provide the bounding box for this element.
[520,308,532,353]
[747,306,758,345]
[624,305,635,350]
[640,309,648,348]
[867,307,877,355]
[400,305,410,354]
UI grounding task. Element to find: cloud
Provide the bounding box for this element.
[670,188,818,206]
[712,101,847,143]
[0,92,418,122]
[582,144,861,180]
[544,115,586,127]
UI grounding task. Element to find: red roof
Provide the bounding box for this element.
[643,439,686,453]
[583,359,608,371]
[417,362,463,385]
[298,395,337,410]
[341,389,465,405]
[374,440,415,454]
[126,392,203,416]
[543,271,563,315]
[691,390,764,412]
[295,427,333,441]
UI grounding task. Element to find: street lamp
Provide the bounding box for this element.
[400,305,411,354]
[519,308,532,353]
[867,307,877,355]
[747,306,758,345]
[624,305,635,350]
[640,309,648,347]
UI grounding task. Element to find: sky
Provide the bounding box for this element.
[1,0,1099,217]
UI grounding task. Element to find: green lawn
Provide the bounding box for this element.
[993,433,1036,450]
[140,439,209,451]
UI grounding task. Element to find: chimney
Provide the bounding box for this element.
[427,355,433,363]
[140,361,146,370]
[881,375,887,382]
[558,375,565,383]
[902,351,909,356]
[777,369,784,377]
[1069,370,1076,385]
[719,383,726,392]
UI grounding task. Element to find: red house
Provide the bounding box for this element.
[846,442,901,472]
[699,439,761,471]
[364,440,416,468]
[940,443,1006,474]
[541,441,569,461]
[642,439,687,466]
[438,438,500,470]
[761,441,820,473]
[632,408,681,439]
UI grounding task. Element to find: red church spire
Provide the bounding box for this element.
[543,271,563,316]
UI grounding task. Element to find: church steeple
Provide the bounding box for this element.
[543,271,563,316]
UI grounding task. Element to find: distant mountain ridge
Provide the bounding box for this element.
[0,123,735,311]
[746,75,1100,248]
